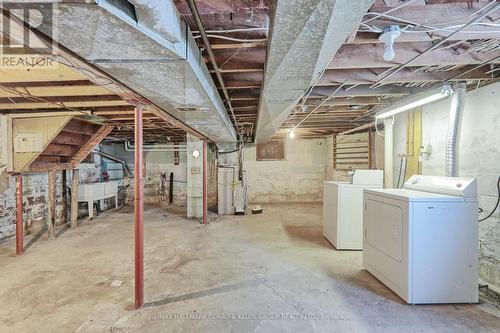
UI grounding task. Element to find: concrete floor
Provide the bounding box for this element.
[0,203,499,332]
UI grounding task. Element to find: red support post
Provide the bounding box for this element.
[15,174,23,255]
[134,106,144,309]
[202,141,207,225]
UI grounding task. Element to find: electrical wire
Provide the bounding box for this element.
[479,176,500,222]
[400,156,407,189]
[360,2,500,35]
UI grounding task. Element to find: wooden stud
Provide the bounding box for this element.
[71,169,79,228]
[62,170,68,224]
[47,170,56,239]
[70,125,114,167]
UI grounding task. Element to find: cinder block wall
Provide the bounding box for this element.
[392,81,500,292]
[244,138,327,202]
[0,166,103,240]
[101,142,187,206]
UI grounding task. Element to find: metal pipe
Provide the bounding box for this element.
[341,121,376,135]
[169,172,174,204]
[384,117,394,188]
[186,0,238,129]
[15,174,23,255]
[124,141,187,152]
[446,82,466,177]
[372,2,500,88]
[202,141,207,225]
[134,106,144,309]
[292,81,348,129]
[92,150,132,178]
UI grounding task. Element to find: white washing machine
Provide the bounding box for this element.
[323,170,384,250]
[363,175,478,304]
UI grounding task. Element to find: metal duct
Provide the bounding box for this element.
[445,82,467,177]
[255,0,374,143]
[23,0,237,149]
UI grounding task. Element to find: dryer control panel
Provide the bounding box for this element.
[403,175,477,199]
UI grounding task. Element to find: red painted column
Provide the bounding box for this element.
[15,174,23,255]
[202,141,207,225]
[134,106,144,309]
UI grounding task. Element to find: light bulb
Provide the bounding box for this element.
[378,25,401,62]
[383,43,396,61]
[288,130,295,139]
[192,150,200,158]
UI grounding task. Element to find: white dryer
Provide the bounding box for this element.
[323,170,383,250]
[363,175,478,304]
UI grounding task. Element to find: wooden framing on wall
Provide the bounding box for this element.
[334,132,370,170]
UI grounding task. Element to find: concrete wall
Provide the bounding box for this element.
[244,138,327,202]
[101,142,187,206]
[0,164,104,241]
[391,81,500,292]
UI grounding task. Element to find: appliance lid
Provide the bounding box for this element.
[364,188,465,202]
[403,175,477,199]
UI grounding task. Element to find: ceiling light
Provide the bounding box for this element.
[376,84,453,119]
[288,129,296,139]
[379,25,401,61]
[192,150,200,158]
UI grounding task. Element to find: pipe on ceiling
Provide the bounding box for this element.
[445,82,466,177]
[186,0,238,132]
[124,141,187,152]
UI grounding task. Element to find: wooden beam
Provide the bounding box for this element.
[0,101,130,110]
[0,105,135,114]
[64,120,100,136]
[71,125,114,167]
[35,155,61,163]
[30,162,72,172]
[211,68,264,73]
[307,97,384,106]
[71,169,79,228]
[211,42,266,49]
[47,170,56,239]
[311,85,418,98]
[318,67,494,86]
[42,144,74,157]
[0,94,123,104]
[329,42,500,69]
[0,80,94,88]
[51,131,85,146]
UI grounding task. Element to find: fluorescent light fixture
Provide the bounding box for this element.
[376,84,453,119]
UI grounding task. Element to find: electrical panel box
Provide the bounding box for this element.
[14,133,43,153]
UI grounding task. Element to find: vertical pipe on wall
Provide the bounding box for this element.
[384,117,394,188]
[169,172,174,204]
[446,82,466,177]
[202,141,207,225]
[15,174,23,255]
[134,106,144,309]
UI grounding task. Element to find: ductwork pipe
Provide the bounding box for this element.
[445,82,467,177]
[124,141,187,152]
